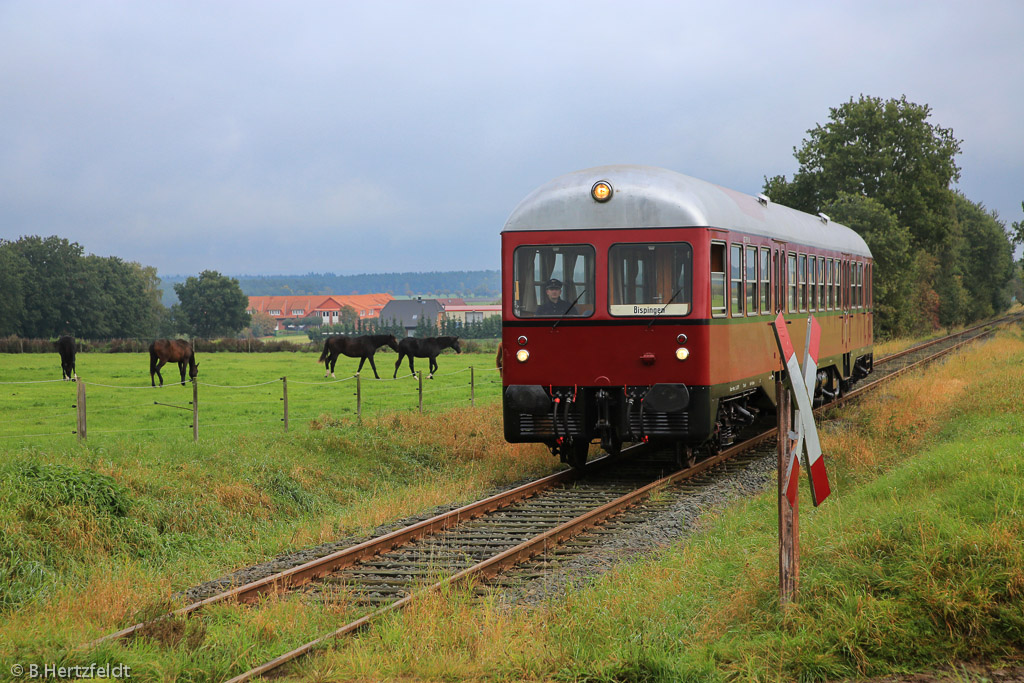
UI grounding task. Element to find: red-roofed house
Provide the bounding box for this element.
[247,293,393,329]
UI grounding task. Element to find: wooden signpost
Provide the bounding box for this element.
[772,313,833,604]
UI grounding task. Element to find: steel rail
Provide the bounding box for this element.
[226,438,751,682]
[834,326,998,407]
[875,313,1018,365]
[86,466,584,647]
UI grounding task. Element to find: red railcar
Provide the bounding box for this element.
[500,166,873,468]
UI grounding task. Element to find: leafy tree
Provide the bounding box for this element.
[821,193,914,338]
[5,236,94,338]
[174,270,250,338]
[765,95,962,251]
[80,256,165,337]
[248,311,278,337]
[0,243,29,336]
[764,95,1017,332]
[1010,202,1024,254]
[0,235,168,339]
[339,305,359,325]
[951,193,1015,318]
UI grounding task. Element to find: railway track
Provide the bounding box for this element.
[89,314,1019,680]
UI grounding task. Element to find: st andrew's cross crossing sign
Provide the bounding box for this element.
[772,313,832,507]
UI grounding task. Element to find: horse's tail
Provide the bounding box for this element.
[317,339,329,363]
[149,346,158,375]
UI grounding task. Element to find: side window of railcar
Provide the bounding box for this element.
[730,244,743,316]
[809,256,817,311]
[857,263,864,308]
[788,253,797,312]
[799,254,807,312]
[850,261,856,308]
[835,260,842,310]
[847,262,856,309]
[745,245,757,315]
[819,258,826,310]
[759,247,770,314]
[826,259,833,310]
[608,242,693,317]
[512,244,595,318]
[710,242,726,317]
[840,260,847,310]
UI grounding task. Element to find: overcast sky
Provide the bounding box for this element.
[1,1,1021,278]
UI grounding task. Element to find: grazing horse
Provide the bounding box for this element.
[56,336,76,380]
[496,342,503,378]
[149,339,199,387]
[393,336,461,379]
[318,334,399,379]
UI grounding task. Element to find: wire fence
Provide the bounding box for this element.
[0,365,503,445]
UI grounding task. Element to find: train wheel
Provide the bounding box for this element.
[565,440,589,470]
[674,444,695,469]
[600,432,622,457]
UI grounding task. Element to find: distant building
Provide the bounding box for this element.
[247,294,393,330]
[441,303,501,324]
[379,298,445,337]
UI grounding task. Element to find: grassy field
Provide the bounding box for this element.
[1,323,1022,681]
[0,348,502,449]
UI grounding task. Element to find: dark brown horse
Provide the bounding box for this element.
[56,335,76,380]
[318,334,399,379]
[393,336,461,379]
[149,339,198,387]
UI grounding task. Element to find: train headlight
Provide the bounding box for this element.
[675,347,690,361]
[516,349,530,363]
[591,180,613,202]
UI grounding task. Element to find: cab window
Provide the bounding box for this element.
[609,242,693,316]
[512,244,595,318]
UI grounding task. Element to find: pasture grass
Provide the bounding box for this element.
[0,348,502,448]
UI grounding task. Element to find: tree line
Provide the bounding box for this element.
[0,236,250,340]
[764,95,1022,338]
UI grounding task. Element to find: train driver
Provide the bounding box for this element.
[534,278,579,316]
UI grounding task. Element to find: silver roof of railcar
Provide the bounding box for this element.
[503,165,872,257]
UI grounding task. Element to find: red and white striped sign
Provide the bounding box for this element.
[772,313,832,506]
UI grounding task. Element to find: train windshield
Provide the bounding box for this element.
[608,242,693,316]
[512,245,595,317]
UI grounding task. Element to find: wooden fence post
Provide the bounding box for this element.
[777,377,799,604]
[418,371,423,414]
[76,380,86,442]
[281,376,289,432]
[470,366,475,407]
[192,379,199,443]
[356,373,361,418]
